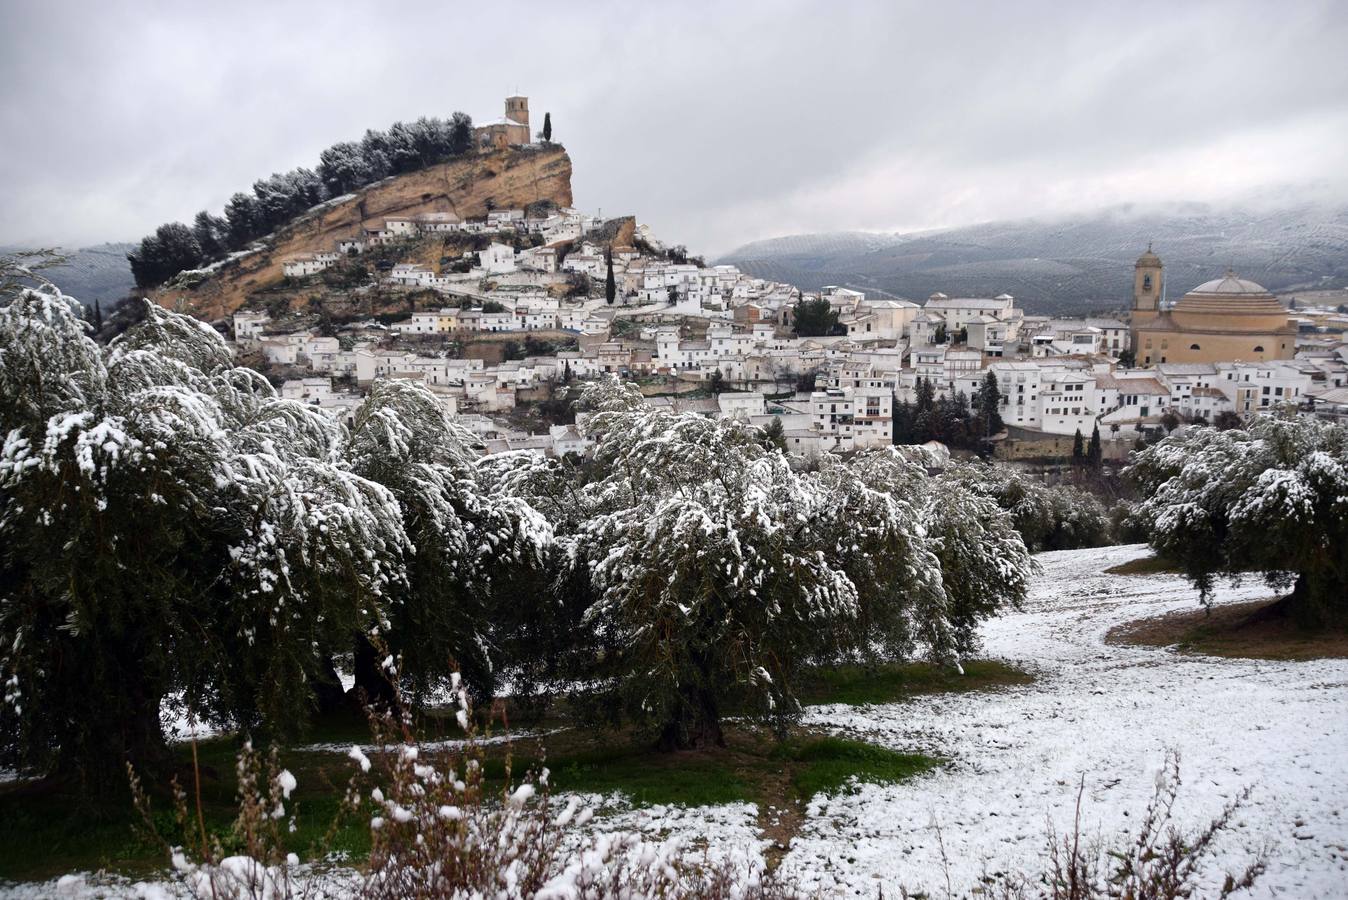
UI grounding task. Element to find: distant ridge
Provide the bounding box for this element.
[719,202,1348,316]
[0,243,136,306]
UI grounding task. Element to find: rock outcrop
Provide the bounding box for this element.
[155,145,573,321]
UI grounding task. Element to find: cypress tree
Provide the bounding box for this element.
[1087,423,1103,468]
[1072,428,1085,464]
[605,248,616,305]
[542,112,552,142]
[973,372,1003,439]
[915,376,936,413]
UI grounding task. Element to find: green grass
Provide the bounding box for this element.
[800,659,1032,707]
[1,659,1023,882]
[0,728,941,880]
[500,734,938,808]
[776,736,939,801]
[0,737,375,882]
[495,746,756,808]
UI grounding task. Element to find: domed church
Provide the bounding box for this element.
[1128,246,1295,366]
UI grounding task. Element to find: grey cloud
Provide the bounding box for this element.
[1,0,1345,256]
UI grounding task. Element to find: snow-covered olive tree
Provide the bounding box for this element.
[344,379,551,705]
[848,449,1034,655]
[1127,416,1348,627]
[559,378,1032,749]
[576,391,853,747]
[0,294,408,783]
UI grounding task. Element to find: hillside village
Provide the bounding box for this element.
[5,8,1348,894]
[153,97,1348,463]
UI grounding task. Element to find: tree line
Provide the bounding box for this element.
[127,113,475,289]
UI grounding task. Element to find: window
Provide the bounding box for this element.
[1190,344,1201,350]
[1143,274,1152,291]
[1253,345,1265,353]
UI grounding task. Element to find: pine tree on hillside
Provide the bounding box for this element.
[793,297,840,337]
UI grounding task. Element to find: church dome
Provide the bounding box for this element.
[1187,270,1271,297]
[1169,269,1288,332]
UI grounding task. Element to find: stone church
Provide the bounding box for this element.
[475,96,531,150]
[1129,246,1295,366]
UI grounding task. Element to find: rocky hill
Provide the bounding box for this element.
[720,201,1348,316]
[154,145,573,321]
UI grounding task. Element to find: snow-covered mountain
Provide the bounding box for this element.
[1,242,136,306]
[719,201,1348,316]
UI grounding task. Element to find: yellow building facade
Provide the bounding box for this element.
[1128,247,1295,366]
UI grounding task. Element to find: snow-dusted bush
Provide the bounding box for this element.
[1127,416,1348,627]
[0,291,562,781]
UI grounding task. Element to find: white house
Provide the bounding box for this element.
[233,310,271,345]
[717,392,766,421]
[478,242,517,274]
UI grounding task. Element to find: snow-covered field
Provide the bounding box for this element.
[779,543,1348,897]
[6,543,1345,898]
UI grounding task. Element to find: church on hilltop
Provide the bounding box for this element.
[1129,246,1295,366]
[475,95,531,150]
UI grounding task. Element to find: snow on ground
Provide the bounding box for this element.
[6,544,1344,898]
[780,543,1348,897]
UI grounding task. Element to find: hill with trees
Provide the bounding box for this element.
[148,143,573,322]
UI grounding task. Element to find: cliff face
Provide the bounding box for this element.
[155,145,573,321]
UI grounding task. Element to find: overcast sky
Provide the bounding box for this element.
[2,0,1346,256]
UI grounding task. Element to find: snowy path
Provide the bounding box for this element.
[779,543,1348,897]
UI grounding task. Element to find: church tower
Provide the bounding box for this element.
[1132,244,1163,326]
[505,95,530,131]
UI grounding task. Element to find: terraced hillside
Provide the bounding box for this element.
[721,202,1348,316]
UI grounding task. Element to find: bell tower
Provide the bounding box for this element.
[505,95,529,131]
[1132,244,1163,322]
